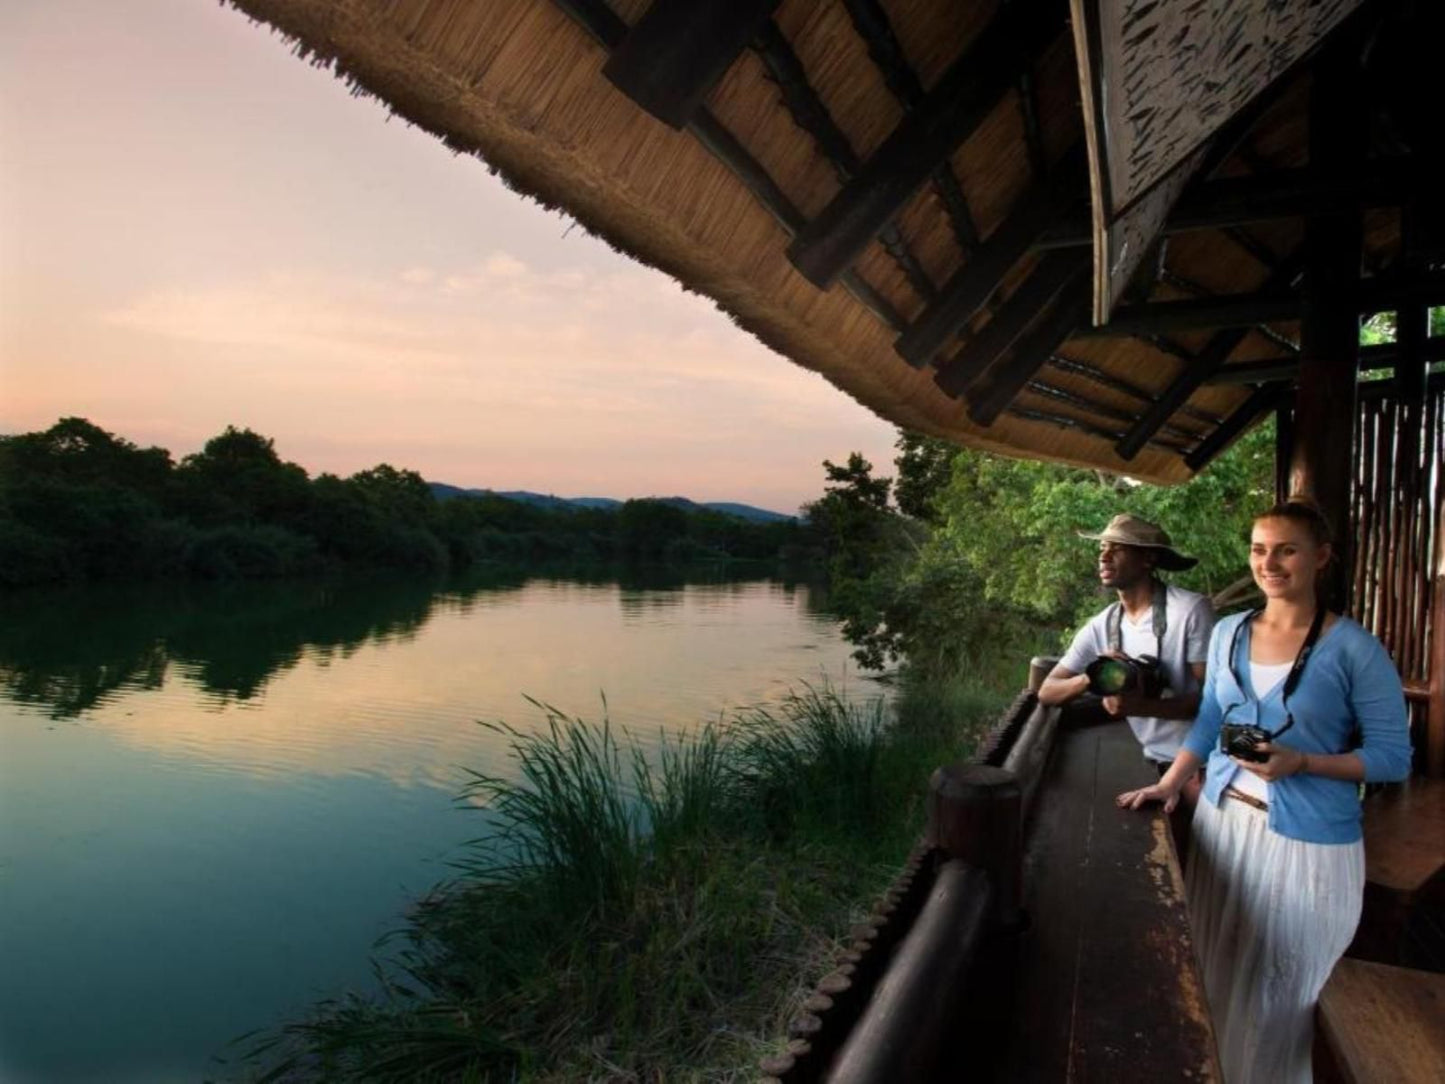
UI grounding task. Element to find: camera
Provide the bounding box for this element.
[1084,654,1167,699]
[1220,723,1272,763]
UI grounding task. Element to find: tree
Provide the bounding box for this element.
[347,464,437,524]
[617,499,690,559]
[0,417,172,496]
[172,426,311,527]
[892,432,955,523]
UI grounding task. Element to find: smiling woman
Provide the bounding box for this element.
[1119,500,1411,1083]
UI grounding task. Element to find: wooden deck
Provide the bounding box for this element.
[990,721,1219,1082]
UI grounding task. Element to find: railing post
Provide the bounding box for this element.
[927,763,1022,925]
[1028,655,1058,692]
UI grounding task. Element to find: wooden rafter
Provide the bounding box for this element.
[552,0,906,331]
[787,0,1065,288]
[1036,163,1419,249]
[1114,252,1306,460]
[751,21,936,301]
[933,249,1088,396]
[1159,268,1300,353]
[1046,354,1222,426]
[896,153,1083,368]
[968,280,1092,427]
[1023,379,1206,443]
[1183,382,1287,471]
[840,0,980,253]
[1221,225,1280,269]
[1207,340,1445,386]
[602,0,780,129]
[1086,271,1445,338]
[1083,293,1301,337]
[1006,406,1191,454]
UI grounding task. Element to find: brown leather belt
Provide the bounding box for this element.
[1224,785,1268,812]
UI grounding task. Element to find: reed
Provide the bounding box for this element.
[246,674,1002,1081]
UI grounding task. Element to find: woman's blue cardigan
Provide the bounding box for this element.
[1182,612,1412,843]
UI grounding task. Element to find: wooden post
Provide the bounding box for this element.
[1274,400,1294,504]
[1430,511,1445,778]
[926,763,1022,923]
[1287,49,1364,611]
[1029,656,1059,692]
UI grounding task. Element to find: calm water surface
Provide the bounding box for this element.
[0,568,867,1083]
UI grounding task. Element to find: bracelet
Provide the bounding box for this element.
[1297,753,1311,777]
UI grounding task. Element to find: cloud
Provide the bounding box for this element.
[78,253,898,507]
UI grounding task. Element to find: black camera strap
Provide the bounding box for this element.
[1106,578,1168,659]
[1225,604,1328,741]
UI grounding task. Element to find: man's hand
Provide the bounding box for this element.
[1037,669,1090,707]
[1101,692,1140,717]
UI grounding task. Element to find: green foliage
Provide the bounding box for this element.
[812,419,1276,675]
[617,498,692,560]
[186,524,322,580]
[250,681,1004,1081]
[0,416,172,496]
[892,431,955,523]
[0,418,802,586]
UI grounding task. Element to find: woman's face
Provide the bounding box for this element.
[1250,516,1330,603]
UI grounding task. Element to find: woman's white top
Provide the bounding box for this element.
[1231,660,1295,802]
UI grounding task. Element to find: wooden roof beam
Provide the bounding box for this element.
[1036,163,1419,249]
[896,153,1083,368]
[787,1,1066,288]
[751,21,937,301]
[1114,252,1308,460]
[1183,383,1288,472]
[1047,354,1222,426]
[552,0,905,331]
[1006,406,1191,455]
[841,0,980,253]
[1082,293,1301,337]
[968,281,1093,427]
[933,249,1088,396]
[1023,380,1206,443]
[1208,338,1445,385]
[1116,326,1252,461]
[602,0,781,129]
[1085,271,1445,338]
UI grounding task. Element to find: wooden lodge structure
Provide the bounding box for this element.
[229,0,1445,1078]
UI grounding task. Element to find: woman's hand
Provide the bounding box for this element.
[1231,742,1308,782]
[1116,779,1183,813]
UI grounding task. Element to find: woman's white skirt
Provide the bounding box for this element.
[1186,795,1363,1084]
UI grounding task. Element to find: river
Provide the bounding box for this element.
[0,567,868,1083]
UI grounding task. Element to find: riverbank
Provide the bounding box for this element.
[247,673,1008,1081]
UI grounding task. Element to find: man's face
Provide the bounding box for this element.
[1097,541,1154,590]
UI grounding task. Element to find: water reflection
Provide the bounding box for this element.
[0,565,827,719]
[0,566,849,1084]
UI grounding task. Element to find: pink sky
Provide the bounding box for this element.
[0,0,900,515]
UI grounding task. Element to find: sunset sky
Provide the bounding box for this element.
[0,0,899,514]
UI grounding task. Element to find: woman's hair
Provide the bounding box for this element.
[1255,499,1333,548]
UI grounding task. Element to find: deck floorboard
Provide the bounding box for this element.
[986,721,1219,1082]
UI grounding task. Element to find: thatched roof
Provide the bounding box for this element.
[226,0,1438,484]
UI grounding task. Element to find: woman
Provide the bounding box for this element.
[1117,501,1411,1083]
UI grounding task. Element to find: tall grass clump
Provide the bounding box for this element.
[248,677,1006,1082]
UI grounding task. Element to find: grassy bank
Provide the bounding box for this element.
[246,675,1007,1082]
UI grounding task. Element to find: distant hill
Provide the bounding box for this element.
[427,483,794,523]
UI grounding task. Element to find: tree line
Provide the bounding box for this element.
[803,424,1275,680]
[0,418,802,586]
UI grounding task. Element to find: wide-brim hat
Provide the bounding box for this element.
[1077,513,1198,571]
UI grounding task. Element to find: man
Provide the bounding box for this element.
[1038,513,1214,773]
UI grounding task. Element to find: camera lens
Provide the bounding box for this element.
[1087,657,1133,695]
